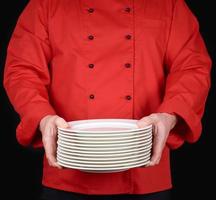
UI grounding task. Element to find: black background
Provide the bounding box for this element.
[0,1,215,200]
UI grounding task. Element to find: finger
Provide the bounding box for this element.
[47,156,62,169]
[46,143,62,169]
[147,125,166,166]
[137,115,155,128]
[55,117,70,128]
[43,126,62,169]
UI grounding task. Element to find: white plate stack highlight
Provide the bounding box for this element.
[57,119,153,173]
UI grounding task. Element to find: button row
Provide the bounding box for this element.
[86,7,132,41]
[89,95,132,100]
[88,63,132,69]
[86,6,132,102]
[88,34,132,40]
[87,7,132,13]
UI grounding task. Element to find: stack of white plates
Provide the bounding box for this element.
[57,119,152,173]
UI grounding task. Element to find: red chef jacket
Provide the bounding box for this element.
[4,0,211,195]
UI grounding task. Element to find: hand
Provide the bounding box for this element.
[39,115,69,168]
[137,113,177,166]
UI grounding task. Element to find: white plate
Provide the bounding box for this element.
[57,157,150,170]
[57,141,152,151]
[58,127,152,135]
[79,169,126,173]
[58,129,152,138]
[57,154,150,165]
[57,139,152,151]
[57,150,151,161]
[57,135,152,145]
[58,133,152,142]
[57,136,152,148]
[58,119,152,133]
[57,147,151,158]
[58,133,152,143]
[57,143,152,155]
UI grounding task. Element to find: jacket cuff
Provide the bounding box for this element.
[156,97,202,149]
[16,103,56,147]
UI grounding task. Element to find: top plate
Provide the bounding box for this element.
[58,119,152,133]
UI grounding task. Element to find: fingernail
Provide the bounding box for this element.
[147,161,153,166]
[155,160,160,165]
[64,123,70,128]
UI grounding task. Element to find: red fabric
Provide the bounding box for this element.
[4,0,211,195]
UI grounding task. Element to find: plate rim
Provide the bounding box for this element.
[57,157,150,169]
[57,140,152,150]
[57,134,152,144]
[57,147,151,158]
[57,136,152,147]
[58,131,152,141]
[58,119,152,134]
[57,155,150,165]
[57,143,152,154]
[58,129,152,137]
[57,150,151,161]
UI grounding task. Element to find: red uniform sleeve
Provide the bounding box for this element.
[4,0,56,147]
[157,0,212,149]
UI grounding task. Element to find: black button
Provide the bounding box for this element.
[88,35,94,40]
[88,64,94,68]
[126,95,132,100]
[88,8,94,13]
[125,35,132,40]
[89,94,95,99]
[125,63,131,68]
[125,7,131,12]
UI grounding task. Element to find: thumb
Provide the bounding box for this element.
[55,117,70,128]
[137,115,155,128]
